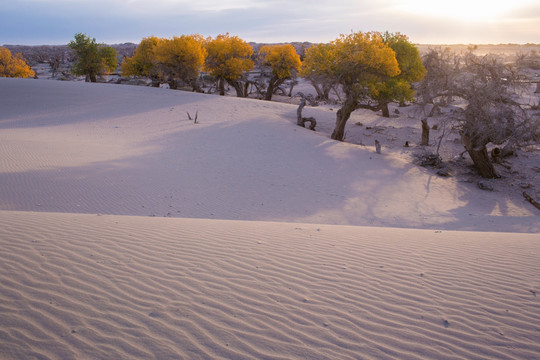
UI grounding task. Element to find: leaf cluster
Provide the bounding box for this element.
[0,47,35,78]
[303,31,402,102]
[204,34,254,81]
[259,44,302,79]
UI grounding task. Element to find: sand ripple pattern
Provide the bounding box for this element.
[1,211,539,359]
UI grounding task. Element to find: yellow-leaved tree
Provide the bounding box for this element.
[0,47,35,78]
[121,36,162,87]
[303,31,400,140]
[204,34,254,97]
[259,44,302,101]
[153,35,207,91]
[300,43,337,100]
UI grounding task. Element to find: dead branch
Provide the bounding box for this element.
[523,191,540,211]
[296,93,317,130]
[187,111,198,124]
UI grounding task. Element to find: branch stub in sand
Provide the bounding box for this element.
[296,93,317,131]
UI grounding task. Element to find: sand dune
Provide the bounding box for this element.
[1,210,539,359]
[1,78,539,359]
[0,78,537,232]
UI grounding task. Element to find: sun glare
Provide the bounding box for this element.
[397,0,532,22]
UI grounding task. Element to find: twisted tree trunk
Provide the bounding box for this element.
[462,133,499,178]
[296,95,317,130]
[331,98,358,141]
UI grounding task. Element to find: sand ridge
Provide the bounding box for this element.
[1,211,539,359]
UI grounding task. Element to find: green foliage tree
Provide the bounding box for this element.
[153,35,206,91]
[303,31,400,140]
[121,36,162,86]
[204,34,254,97]
[370,32,426,117]
[0,47,35,78]
[259,44,302,101]
[68,33,117,82]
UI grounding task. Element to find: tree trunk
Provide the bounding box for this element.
[331,98,357,141]
[227,79,245,97]
[311,82,325,100]
[421,119,430,146]
[288,81,295,97]
[219,78,225,96]
[265,75,277,101]
[86,73,97,82]
[243,81,250,98]
[381,102,390,118]
[462,133,499,178]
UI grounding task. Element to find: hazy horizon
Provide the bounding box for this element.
[2,0,540,46]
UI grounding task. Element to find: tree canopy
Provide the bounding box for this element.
[0,47,35,78]
[369,32,426,117]
[259,44,302,101]
[121,36,162,86]
[204,34,254,97]
[68,33,117,82]
[303,31,400,140]
[300,43,337,100]
[152,35,206,91]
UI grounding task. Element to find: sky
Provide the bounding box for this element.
[1,0,539,45]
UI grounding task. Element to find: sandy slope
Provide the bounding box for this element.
[0,78,537,232]
[1,210,539,360]
[1,78,539,359]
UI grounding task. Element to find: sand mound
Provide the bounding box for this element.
[1,210,539,359]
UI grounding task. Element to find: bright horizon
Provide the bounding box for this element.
[1,0,540,45]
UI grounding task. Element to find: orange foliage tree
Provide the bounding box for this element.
[0,47,35,78]
[204,34,254,97]
[153,35,207,91]
[300,43,337,100]
[303,31,400,140]
[259,44,302,101]
[121,36,162,86]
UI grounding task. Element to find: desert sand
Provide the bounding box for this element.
[0,77,539,359]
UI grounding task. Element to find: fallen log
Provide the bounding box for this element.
[523,191,540,211]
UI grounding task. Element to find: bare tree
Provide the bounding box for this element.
[420,50,540,178]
